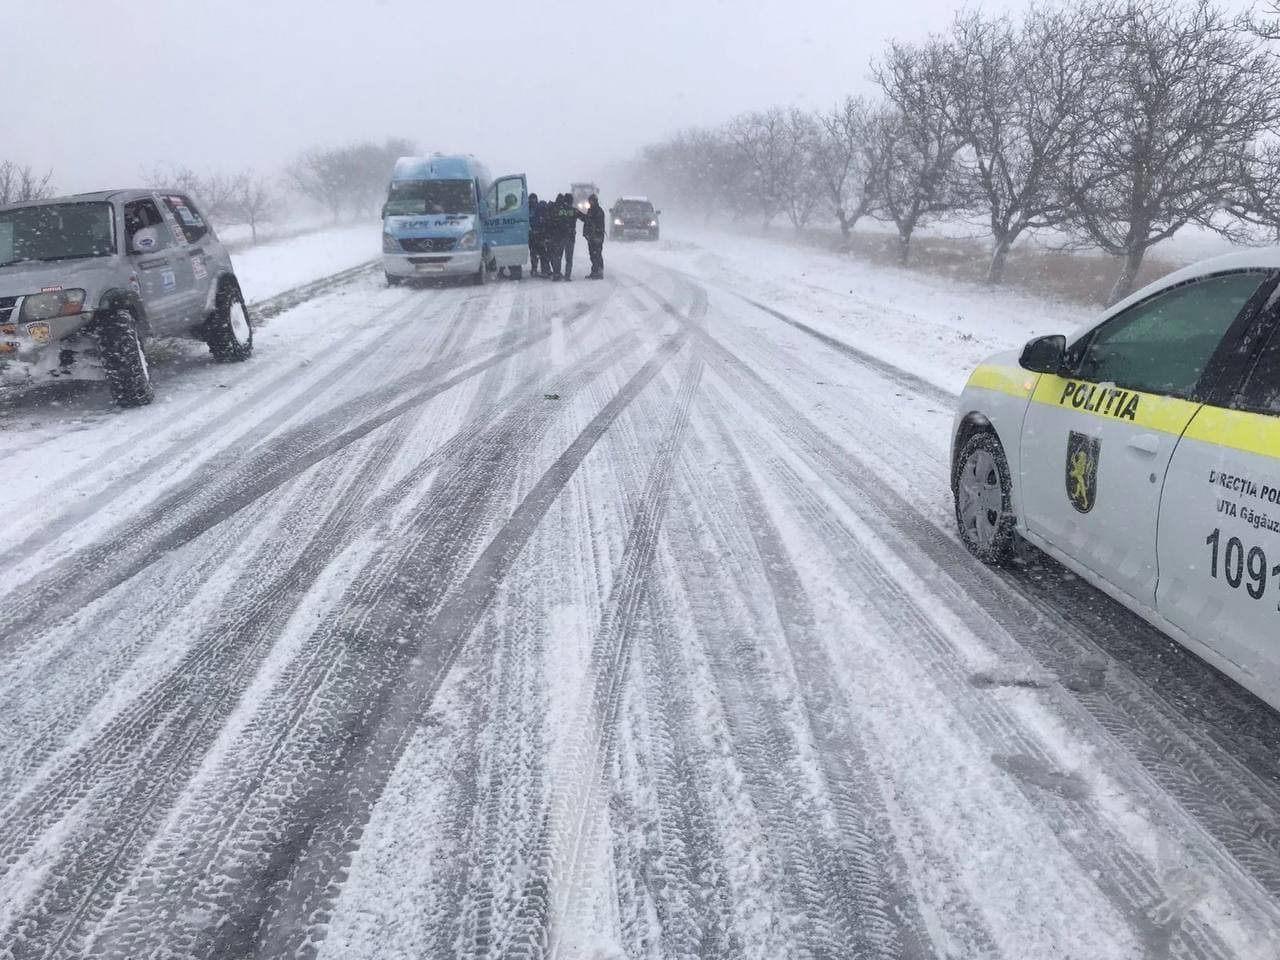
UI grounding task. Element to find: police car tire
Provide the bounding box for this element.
[99,310,154,408]
[473,263,487,286]
[206,284,253,363]
[510,265,523,280]
[954,431,1016,565]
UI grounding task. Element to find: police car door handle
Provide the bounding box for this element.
[1127,433,1160,456]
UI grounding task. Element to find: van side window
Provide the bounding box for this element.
[494,176,525,213]
[162,195,208,244]
[1237,324,1280,415]
[123,199,170,251]
[1070,272,1264,400]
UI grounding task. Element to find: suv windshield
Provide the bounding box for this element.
[617,200,654,217]
[384,180,474,216]
[0,201,116,268]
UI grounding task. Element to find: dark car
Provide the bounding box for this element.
[609,197,660,241]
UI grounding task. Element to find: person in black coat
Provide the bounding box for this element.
[560,194,584,281]
[583,195,606,279]
[527,193,541,276]
[537,200,553,277]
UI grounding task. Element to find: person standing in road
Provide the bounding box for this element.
[527,193,541,277]
[537,199,553,277]
[584,194,606,279]
[545,195,566,280]
[561,194,583,282]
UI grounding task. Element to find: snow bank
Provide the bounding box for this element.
[231,222,379,302]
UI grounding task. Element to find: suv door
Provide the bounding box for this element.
[123,197,184,329]
[1157,309,1280,691]
[157,193,211,323]
[483,174,530,270]
[1018,271,1271,607]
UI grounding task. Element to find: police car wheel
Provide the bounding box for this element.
[99,309,154,408]
[473,263,487,286]
[206,284,254,363]
[954,432,1016,565]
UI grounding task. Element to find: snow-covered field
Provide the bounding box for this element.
[230,220,378,301]
[1,228,1278,960]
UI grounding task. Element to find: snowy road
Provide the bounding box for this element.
[2,242,1280,959]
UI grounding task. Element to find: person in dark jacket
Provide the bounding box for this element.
[560,194,584,281]
[546,194,562,280]
[527,193,541,277]
[584,195,606,279]
[537,200,553,277]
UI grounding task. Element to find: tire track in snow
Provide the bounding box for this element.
[217,329,690,960]
[696,399,939,960]
[477,348,702,960]
[50,289,654,959]
[0,288,490,795]
[0,291,568,656]
[0,292,633,959]
[0,291,511,959]
[0,282,436,574]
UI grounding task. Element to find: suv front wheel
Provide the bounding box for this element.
[206,283,253,362]
[99,309,154,407]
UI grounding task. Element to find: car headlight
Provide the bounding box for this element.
[458,230,477,250]
[382,232,400,253]
[649,220,658,227]
[613,218,623,226]
[21,288,86,321]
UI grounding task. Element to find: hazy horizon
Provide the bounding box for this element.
[3,0,1046,198]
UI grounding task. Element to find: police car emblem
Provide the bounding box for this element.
[1066,431,1100,514]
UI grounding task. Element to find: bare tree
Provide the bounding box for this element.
[1065,0,1280,304]
[143,165,241,223]
[728,108,800,229]
[637,127,746,223]
[230,174,279,243]
[0,161,54,205]
[287,138,415,221]
[873,40,971,263]
[946,7,1099,283]
[813,96,879,242]
[781,109,824,231]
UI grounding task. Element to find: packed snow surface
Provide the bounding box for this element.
[1,225,1278,960]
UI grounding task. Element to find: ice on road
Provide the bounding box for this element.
[1,234,1279,960]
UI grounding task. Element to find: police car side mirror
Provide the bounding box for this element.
[1019,334,1067,374]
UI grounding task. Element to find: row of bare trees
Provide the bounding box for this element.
[635,0,1280,303]
[143,166,280,242]
[146,138,414,241]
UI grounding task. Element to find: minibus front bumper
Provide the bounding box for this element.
[383,250,482,279]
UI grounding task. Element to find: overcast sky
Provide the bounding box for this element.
[0,0,1130,196]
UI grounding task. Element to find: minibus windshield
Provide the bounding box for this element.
[384,179,475,216]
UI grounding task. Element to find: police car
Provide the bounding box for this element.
[952,251,1280,711]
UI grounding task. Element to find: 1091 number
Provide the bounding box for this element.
[1206,528,1280,601]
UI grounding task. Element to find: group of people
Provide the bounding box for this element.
[527,192,605,281]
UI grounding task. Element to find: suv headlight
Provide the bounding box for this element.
[382,232,400,253]
[458,230,477,250]
[613,218,624,226]
[649,220,658,227]
[21,288,87,321]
